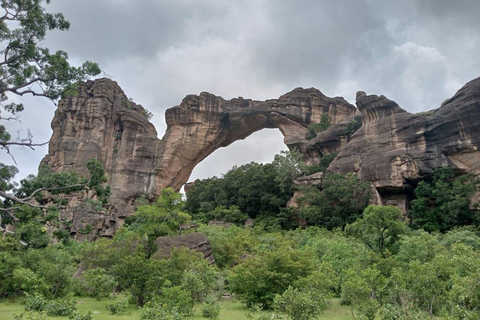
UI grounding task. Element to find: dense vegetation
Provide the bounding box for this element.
[1,155,480,320]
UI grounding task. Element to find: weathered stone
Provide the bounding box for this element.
[152,233,215,264]
[41,76,480,233]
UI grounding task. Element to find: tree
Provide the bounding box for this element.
[297,173,371,229]
[409,167,480,232]
[1,159,109,245]
[126,188,190,259]
[229,243,315,308]
[0,0,100,155]
[346,205,407,256]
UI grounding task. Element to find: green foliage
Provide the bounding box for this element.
[69,311,92,320]
[318,152,337,172]
[441,227,480,250]
[186,160,295,224]
[126,187,190,259]
[112,253,168,306]
[274,285,326,320]
[20,247,75,299]
[346,205,407,256]
[396,230,444,264]
[202,296,221,319]
[105,300,128,315]
[44,298,77,317]
[342,115,363,139]
[409,167,480,232]
[229,243,315,308]
[0,0,100,151]
[198,225,258,269]
[140,306,182,320]
[14,311,47,320]
[306,114,331,140]
[75,267,115,300]
[161,285,194,316]
[297,173,371,229]
[23,293,48,312]
[197,205,248,225]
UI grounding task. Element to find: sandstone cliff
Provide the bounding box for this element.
[41,77,480,237]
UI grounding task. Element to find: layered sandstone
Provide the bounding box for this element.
[41,76,480,236]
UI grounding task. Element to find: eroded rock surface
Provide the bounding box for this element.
[41,77,480,236]
[153,233,215,264]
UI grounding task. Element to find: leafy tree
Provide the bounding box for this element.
[297,173,370,229]
[197,225,258,269]
[74,267,115,300]
[1,159,109,245]
[346,205,407,256]
[126,188,190,259]
[409,167,480,232]
[341,266,385,320]
[0,0,100,154]
[395,230,444,264]
[112,253,168,307]
[186,161,295,224]
[274,285,325,320]
[229,243,315,308]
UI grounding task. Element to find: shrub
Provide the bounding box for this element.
[44,299,77,317]
[24,293,48,312]
[202,296,221,319]
[106,300,128,315]
[77,268,115,300]
[305,114,331,140]
[140,306,182,320]
[14,311,47,320]
[69,311,92,320]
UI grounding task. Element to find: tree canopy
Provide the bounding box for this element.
[0,0,100,154]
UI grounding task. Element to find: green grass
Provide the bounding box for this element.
[0,297,354,320]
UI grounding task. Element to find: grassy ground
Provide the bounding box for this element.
[0,297,355,320]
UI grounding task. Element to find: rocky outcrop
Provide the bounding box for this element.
[152,233,215,264]
[41,79,356,236]
[324,78,480,211]
[157,88,356,190]
[41,77,480,235]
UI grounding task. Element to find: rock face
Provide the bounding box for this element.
[41,77,480,236]
[42,79,162,221]
[152,233,215,264]
[325,78,480,211]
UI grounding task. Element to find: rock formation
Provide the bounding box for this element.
[153,233,215,264]
[41,76,480,236]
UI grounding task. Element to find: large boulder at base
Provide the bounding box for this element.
[152,233,215,264]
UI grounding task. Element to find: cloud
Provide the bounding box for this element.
[3,0,480,182]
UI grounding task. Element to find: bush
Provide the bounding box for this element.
[69,312,92,320]
[305,114,331,140]
[274,286,325,320]
[106,301,128,315]
[14,311,47,320]
[24,293,48,312]
[44,299,77,317]
[202,296,220,319]
[140,306,182,320]
[76,268,115,300]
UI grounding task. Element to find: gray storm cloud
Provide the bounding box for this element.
[3,0,479,183]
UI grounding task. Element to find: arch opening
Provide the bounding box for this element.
[188,129,287,182]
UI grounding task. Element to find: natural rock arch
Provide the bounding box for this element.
[157,89,356,191]
[41,78,356,218]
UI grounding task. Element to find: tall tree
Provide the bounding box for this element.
[126,188,191,259]
[0,0,100,155]
[409,167,480,232]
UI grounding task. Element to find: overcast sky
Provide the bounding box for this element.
[3,0,480,183]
